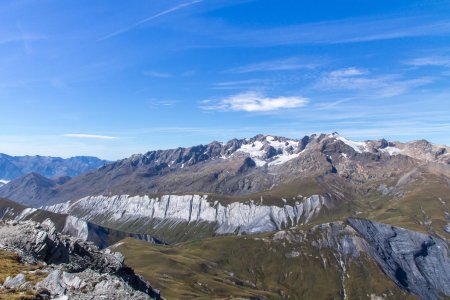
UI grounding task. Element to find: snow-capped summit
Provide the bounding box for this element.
[229,134,302,167]
[1,132,448,207]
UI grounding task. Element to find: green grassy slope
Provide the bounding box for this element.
[112,230,416,299]
[361,172,450,238]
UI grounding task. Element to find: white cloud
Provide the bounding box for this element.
[62,134,118,140]
[201,91,308,112]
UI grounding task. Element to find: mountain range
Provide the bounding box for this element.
[0,132,449,299]
[2,133,449,206]
[0,153,108,181]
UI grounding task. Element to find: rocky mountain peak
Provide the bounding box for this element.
[119,132,428,173]
[0,173,60,207]
[15,172,56,189]
[115,134,304,171]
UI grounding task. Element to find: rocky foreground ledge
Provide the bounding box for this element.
[0,219,162,300]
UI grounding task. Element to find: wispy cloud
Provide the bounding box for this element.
[0,34,47,45]
[314,98,355,110]
[329,67,367,77]
[147,99,179,108]
[320,67,380,90]
[200,91,308,112]
[404,56,450,67]
[210,78,272,90]
[143,70,197,78]
[143,71,173,78]
[211,16,450,47]
[318,67,431,97]
[228,57,318,73]
[16,22,33,57]
[214,79,265,86]
[62,134,118,140]
[100,0,203,40]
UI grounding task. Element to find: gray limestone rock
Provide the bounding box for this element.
[3,273,26,289]
[276,219,450,300]
[348,218,450,300]
[0,219,162,300]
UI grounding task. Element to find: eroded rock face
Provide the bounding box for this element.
[348,218,450,300]
[44,194,332,235]
[274,219,450,300]
[0,219,162,299]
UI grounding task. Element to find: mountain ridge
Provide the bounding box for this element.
[1,132,448,208]
[0,153,109,181]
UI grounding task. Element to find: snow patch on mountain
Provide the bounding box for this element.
[380,146,402,155]
[332,134,369,153]
[269,152,302,166]
[237,141,266,157]
[43,194,330,234]
[232,135,301,167]
[0,179,9,187]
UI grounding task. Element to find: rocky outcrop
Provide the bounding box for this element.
[0,219,162,299]
[348,218,450,300]
[0,197,163,249]
[274,219,450,300]
[44,194,332,235]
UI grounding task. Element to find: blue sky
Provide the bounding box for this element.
[0,0,449,159]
